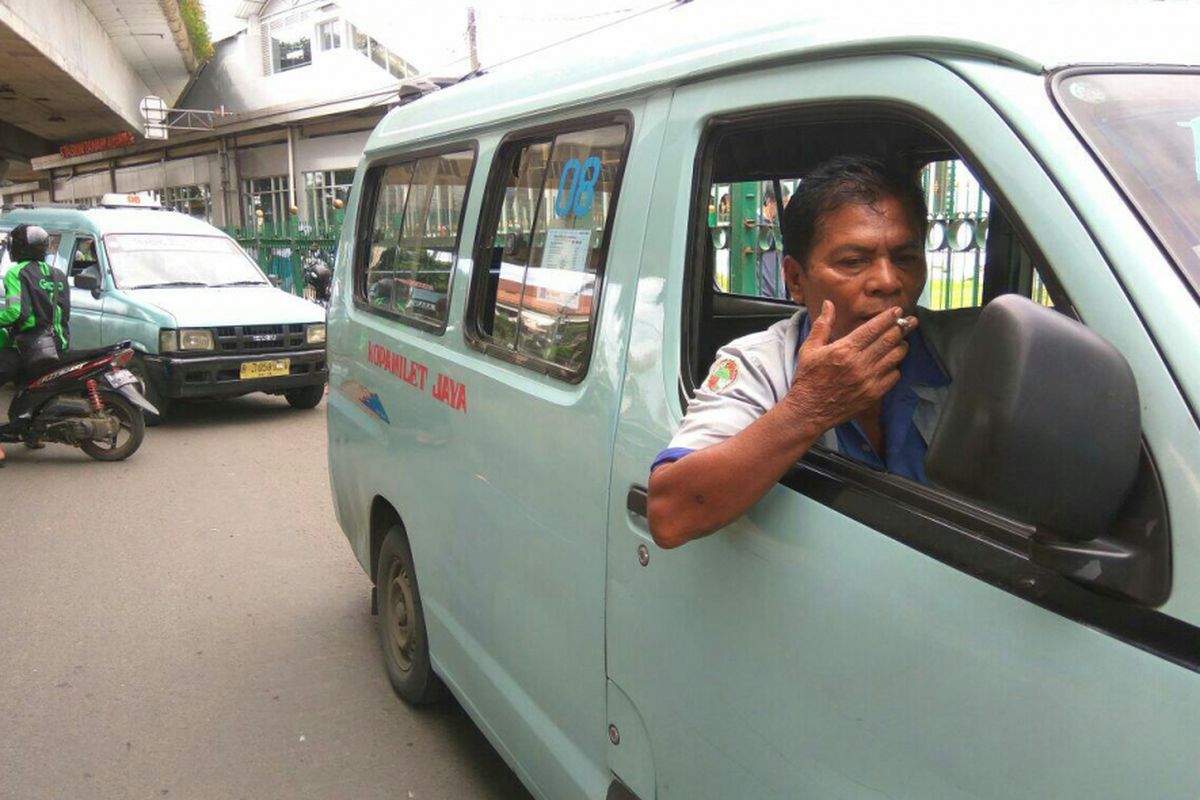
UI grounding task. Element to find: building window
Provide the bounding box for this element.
[303,169,355,230]
[243,176,291,231]
[164,184,212,221]
[347,24,418,79]
[265,11,313,74]
[317,19,341,51]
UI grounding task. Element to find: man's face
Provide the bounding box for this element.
[783,195,926,341]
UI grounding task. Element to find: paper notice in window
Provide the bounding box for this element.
[541,228,592,272]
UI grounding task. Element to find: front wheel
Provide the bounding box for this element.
[80,392,145,462]
[284,384,325,410]
[376,525,446,705]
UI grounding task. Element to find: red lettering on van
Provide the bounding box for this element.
[432,373,467,413]
[367,341,429,391]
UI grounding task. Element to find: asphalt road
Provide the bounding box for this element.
[0,391,532,800]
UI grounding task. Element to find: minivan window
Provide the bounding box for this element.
[103,234,267,289]
[358,148,475,330]
[708,163,1053,309]
[1055,70,1200,298]
[470,121,629,380]
[69,236,99,277]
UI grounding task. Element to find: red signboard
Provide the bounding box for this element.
[59,131,136,159]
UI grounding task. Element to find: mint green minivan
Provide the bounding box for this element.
[327,4,1200,798]
[0,198,327,420]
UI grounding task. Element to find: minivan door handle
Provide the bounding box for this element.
[626,485,648,518]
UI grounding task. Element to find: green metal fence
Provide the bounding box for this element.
[709,161,1051,310]
[224,216,343,297]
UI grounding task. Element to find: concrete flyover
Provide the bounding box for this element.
[0,0,200,186]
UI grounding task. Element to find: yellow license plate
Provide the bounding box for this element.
[240,358,290,379]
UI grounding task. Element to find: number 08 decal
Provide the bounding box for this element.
[554,156,602,217]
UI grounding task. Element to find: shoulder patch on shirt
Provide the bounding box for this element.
[704,357,740,393]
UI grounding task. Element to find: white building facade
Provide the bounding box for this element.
[6,0,426,232]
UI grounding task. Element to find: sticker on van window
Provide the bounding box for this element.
[554,156,602,217]
[705,358,740,393]
[541,228,592,271]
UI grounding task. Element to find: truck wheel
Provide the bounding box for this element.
[131,356,170,426]
[285,384,325,409]
[80,392,145,462]
[376,525,446,705]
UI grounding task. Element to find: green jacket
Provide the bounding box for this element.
[0,260,70,351]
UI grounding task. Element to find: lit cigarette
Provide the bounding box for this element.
[896,317,913,331]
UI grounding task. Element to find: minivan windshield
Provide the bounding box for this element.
[103,234,268,289]
[1056,70,1200,298]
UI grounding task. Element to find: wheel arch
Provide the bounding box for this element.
[369,495,404,582]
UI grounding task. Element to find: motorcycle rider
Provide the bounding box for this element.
[0,224,71,462]
[303,241,333,305]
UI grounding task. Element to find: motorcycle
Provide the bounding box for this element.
[0,341,158,461]
[302,247,333,308]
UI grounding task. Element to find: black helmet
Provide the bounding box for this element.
[8,224,50,262]
[305,260,333,289]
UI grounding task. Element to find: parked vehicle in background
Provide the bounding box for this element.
[327,3,1200,799]
[0,194,328,422]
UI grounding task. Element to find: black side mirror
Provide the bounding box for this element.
[926,295,1169,604]
[928,294,1140,537]
[73,266,101,292]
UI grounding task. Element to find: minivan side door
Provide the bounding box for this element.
[605,56,1200,799]
[63,233,105,351]
[328,94,670,800]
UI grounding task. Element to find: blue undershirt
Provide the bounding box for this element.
[801,314,948,484]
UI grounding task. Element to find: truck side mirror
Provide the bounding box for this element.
[927,294,1141,538]
[73,266,102,293]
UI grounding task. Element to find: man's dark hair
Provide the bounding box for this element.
[780,155,927,269]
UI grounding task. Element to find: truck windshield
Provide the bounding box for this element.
[1055,70,1200,298]
[104,234,268,289]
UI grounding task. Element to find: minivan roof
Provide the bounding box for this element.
[0,207,229,237]
[366,0,1198,155]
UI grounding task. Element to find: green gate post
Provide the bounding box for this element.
[943,160,957,309]
[728,183,760,296]
[286,212,300,296]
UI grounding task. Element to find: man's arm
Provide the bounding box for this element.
[647,302,913,549]
[54,268,70,346]
[0,266,23,327]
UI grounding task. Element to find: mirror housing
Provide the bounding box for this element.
[73,266,101,292]
[926,294,1141,541]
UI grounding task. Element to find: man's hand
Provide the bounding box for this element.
[782,301,917,433]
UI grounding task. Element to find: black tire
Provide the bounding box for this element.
[130,355,170,426]
[79,391,145,462]
[284,384,325,410]
[376,525,446,705]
